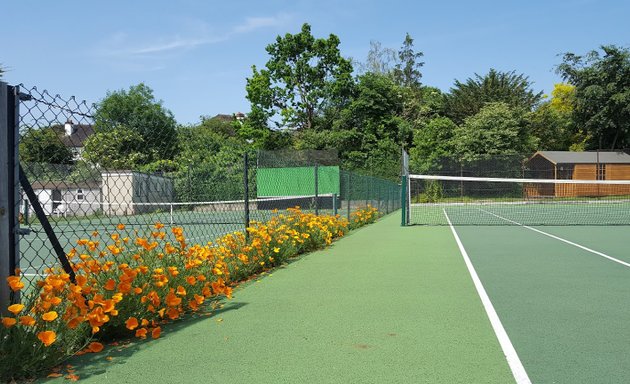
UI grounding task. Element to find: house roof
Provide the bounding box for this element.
[530,151,630,164]
[60,124,94,147]
[31,180,100,190]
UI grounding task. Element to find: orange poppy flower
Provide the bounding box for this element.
[117,223,126,230]
[7,303,24,315]
[186,276,196,285]
[7,276,24,291]
[42,311,58,322]
[19,315,36,326]
[103,278,116,291]
[165,291,181,307]
[141,318,149,327]
[126,317,139,330]
[88,342,104,353]
[135,328,147,339]
[2,317,16,328]
[151,326,161,339]
[176,286,186,296]
[37,330,57,346]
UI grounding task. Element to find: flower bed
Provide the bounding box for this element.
[0,206,379,381]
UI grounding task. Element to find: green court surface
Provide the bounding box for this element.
[454,224,630,383]
[41,213,514,383]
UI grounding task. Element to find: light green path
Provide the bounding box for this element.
[456,225,630,384]
[42,214,513,383]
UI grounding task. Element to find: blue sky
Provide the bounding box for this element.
[2,0,628,125]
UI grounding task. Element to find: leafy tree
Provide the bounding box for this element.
[392,33,424,89]
[0,64,4,78]
[92,83,178,164]
[19,127,73,164]
[82,127,147,169]
[452,102,535,161]
[526,83,576,151]
[246,23,354,131]
[445,69,544,124]
[556,45,630,149]
[358,41,397,75]
[409,117,457,172]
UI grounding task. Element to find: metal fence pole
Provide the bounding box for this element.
[316,164,320,214]
[244,152,250,237]
[347,171,351,220]
[401,175,407,226]
[0,82,19,311]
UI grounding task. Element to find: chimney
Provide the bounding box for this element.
[64,120,75,136]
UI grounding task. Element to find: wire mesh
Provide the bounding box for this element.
[13,87,402,295]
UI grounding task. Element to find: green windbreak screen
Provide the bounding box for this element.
[257,166,340,197]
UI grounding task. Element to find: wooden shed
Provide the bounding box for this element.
[524,151,630,198]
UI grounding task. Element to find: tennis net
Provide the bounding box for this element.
[25,194,337,227]
[406,174,630,226]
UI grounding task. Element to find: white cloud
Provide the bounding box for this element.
[96,13,292,57]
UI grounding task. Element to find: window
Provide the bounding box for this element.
[76,189,84,201]
[597,164,606,180]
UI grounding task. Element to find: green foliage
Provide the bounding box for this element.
[19,127,73,164]
[445,69,544,124]
[83,127,147,169]
[409,117,457,173]
[392,33,424,88]
[92,83,178,165]
[246,23,354,131]
[414,180,444,203]
[557,45,630,149]
[452,102,535,161]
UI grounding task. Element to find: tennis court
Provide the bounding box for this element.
[405,174,630,383]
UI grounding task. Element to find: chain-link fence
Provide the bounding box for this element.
[0,84,401,308]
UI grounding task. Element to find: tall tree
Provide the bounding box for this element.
[392,33,424,88]
[445,69,544,124]
[91,83,178,165]
[526,83,577,151]
[246,23,354,131]
[409,117,457,173]
[358,41,397,75]
[557,45,630,149]
[452,102,535,161]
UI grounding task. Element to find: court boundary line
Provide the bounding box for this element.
[478,208,630,268]
[443,209,532,384]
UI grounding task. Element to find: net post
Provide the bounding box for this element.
[400,175,407,226]
[315,163,319,215]
[244,152,250,237]
[170,203,174,226]
[333,193,338,215]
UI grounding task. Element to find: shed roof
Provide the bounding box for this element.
[530,151,630,164]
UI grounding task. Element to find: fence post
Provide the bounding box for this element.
[347,171,351,220]
[0,82,20,311]
[400,175,407,226]
[332,193,338,215]
[314,163,319,215]
[243,152,250,237]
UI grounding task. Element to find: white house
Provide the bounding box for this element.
[26,180,101,217]
[59,120,94,161]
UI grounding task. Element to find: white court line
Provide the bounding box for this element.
[478,208,630,269]
[443,209,532,384]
